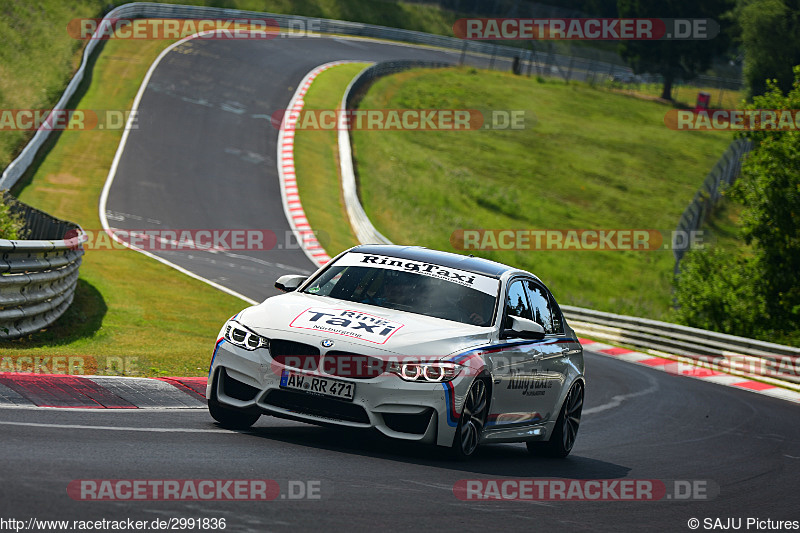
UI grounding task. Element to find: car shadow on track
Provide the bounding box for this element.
[223,422,631,479]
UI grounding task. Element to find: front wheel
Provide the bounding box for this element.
[208,399,261,429]
[450,379,488,459]
[207,369,261,429]
[527,380,583,458]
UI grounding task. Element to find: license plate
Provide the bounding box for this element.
[280,371,355,401]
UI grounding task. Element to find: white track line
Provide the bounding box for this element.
[582,378,660,415]
[0,420,233,433]
[97,35,437,301]
[0,405,205,412]
[98,29,269,306]
[98,39,372,302]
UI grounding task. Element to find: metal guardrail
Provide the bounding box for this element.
[1,192,84,339]
[562,304,800,384]
[673,138,752,265]
[339,60,451,245]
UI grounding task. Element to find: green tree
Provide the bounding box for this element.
[674,68,800,345]
[737,0,800,97]
[730,70,800,337]
[617,0,733,100]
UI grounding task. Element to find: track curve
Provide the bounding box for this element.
[104,37,463,301]
[2,35,797,532]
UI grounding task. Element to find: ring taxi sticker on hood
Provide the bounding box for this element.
[289,307,404,344]
[336,252,499,295]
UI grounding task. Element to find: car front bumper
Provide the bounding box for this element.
[207,339,471,447]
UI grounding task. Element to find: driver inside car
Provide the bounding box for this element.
[360,271,413,308]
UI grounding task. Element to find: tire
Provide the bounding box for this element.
[527,380,583,458]
[208,399,261,429]
[208,369,261,429]
[450,378,489,459]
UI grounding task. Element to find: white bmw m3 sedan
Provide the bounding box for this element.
[207,245,584,458]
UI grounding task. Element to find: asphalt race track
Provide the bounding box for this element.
[1,352,798,531]
[1,36,797,532]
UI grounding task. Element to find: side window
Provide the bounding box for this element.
[505,280,533,321]
[548,293,565,334]
[524,281,555,334]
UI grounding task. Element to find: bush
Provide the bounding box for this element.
[673,248,765,338]
[0,194,26,240]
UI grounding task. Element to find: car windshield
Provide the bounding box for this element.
[301,257,498,327]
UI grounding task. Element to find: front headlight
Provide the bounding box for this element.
[223,320,269,351]
[386,361,462,382]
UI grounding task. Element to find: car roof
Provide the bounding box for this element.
[347,244,517,279]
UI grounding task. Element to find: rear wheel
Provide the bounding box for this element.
[527,381,583,458]
[450,379,488,459]
[208,369,261,429]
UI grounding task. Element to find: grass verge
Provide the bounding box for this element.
[351,68,734,320]
[2,37,246,376]
[0,0,107,170]
[293,63,367,255]
[605,82,744,109]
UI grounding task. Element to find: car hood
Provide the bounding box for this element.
[238,292,492,358]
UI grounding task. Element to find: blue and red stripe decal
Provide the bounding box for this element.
[208,337,225,377]
[442,381,459,427]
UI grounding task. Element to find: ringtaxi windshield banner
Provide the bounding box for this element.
[336,253,500,296]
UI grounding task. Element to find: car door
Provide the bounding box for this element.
[487,278,551,428]
[523,280,574,420]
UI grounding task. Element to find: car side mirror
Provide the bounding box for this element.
[502,316,546,340]
[275,274,308,293]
